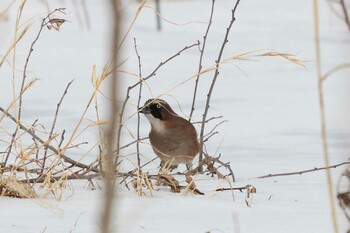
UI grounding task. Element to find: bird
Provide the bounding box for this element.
[139,98,199,170]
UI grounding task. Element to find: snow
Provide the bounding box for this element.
[1,0,350,232]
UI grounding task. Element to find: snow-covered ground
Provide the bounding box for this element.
[1,0,350,232]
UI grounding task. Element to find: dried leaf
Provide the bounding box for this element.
[47,18,66,31]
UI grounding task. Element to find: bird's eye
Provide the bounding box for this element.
[156,104,161,109]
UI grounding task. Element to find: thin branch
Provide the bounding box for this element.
[116,86,131,156]
[203,119,227,140]
[2,8,66,170]
[134,38,143,169]
[19,8,66,122]
[42,80,73,174]
[2,129,18,172]
[189,0,215,121]
[130,42,200,89]
[119,137,148,150]
[198,0,240,171]
[0,106,99,172]
[257,160,350,179]
[215,185,253,192]
[192,115,223,125]
[203,132,219,143]
[59,130,66,148]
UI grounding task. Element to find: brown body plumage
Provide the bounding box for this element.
[140,99,199,168]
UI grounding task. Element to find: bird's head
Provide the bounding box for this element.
[139,98,177,121]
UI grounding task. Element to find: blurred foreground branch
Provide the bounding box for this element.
[100,0,121,233]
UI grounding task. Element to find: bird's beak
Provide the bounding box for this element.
[139,106,150,114]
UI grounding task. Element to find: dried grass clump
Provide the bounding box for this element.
[0,176,37,198]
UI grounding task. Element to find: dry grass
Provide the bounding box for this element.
[0,5,108,200]
[0,175,37,198]
[0,0,333,214]
[1,2,347,233]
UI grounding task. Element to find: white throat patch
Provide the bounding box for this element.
[145,114,166,133]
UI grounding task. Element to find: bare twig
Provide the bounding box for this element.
[0,107,99,172]
[131,42,200,88]
[192,115,223,125]
[2,130,18,172]
[198,0,240,171]
[19,8,66,122]
[134,38,143,169]
[42,80,74,174]
[2,8,66,170]
[215,185,254,192]
[216,184,256,207]
[189,0,215,121]
[119,137,148,150]
[257,160,350,179]
[203,132,219,143]
[59,130,66,148]
[203,119,227,140]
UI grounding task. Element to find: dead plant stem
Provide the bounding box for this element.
[314,1,339,232]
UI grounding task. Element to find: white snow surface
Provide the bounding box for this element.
[1,0,350,232]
